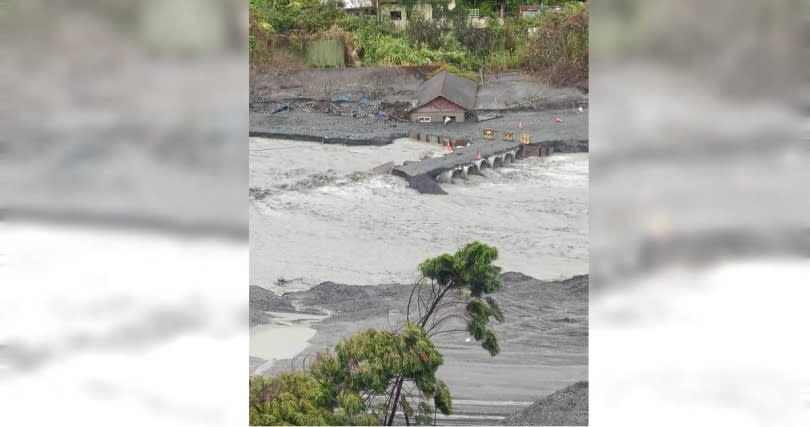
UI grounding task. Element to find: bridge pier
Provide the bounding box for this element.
[436,169,453,183]
[450,167,465,182]
[504,150,517,164]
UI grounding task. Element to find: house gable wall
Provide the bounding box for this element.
[409,97,466,123]
[416,97,465,113]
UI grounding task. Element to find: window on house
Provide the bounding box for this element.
[390,11,402,20]
[418,116,431,123]
[468,9,479,20]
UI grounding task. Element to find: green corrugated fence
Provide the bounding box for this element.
[307,39,344,68]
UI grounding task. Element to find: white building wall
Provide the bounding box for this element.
[379,2,434,31]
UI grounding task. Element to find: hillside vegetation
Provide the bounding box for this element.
[250,0,588,86]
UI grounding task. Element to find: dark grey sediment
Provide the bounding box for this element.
[250,273,589,425]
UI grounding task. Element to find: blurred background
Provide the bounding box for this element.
[1,0,809,425]
[1,0,249,425]
[589,0,810,425]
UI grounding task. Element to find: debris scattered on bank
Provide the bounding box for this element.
[250,285,296,313]
[271,103,289,114]
[476,112,503,122]
[261,98,413,122]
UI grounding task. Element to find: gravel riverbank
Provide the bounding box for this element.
[250,109,587,151]
[249,272,588,425]
[250,67,588,150]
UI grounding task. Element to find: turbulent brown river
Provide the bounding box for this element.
[249,137,589,424]
[250,137,588,293]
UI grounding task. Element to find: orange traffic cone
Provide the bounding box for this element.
[476,152,482,160]
[518,121,524,130]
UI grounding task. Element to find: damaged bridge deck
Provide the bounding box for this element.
[392,141,523,194]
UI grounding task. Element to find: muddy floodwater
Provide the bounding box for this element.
[249,137,589,424]
[249,311,326,375]
[250,137,588,292]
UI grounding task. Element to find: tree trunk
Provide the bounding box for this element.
[402,398,411,426]
[389,282,452,425]
[419,285,452,328]
[386,378,405,425]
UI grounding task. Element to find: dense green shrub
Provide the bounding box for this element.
[455,26,497,56]
[364,35,438,66]
[250,323,451,425]
[488,49,520,72]
[249,372,339,425]
[251,0,346,34]
[407,13,443,50]
[521,2,588,85]
[339,14,396,37]
[498,18,520,51]
[249,0,589,83]
[340,15,400,65]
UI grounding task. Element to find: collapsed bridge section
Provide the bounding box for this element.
[392,141,523,194]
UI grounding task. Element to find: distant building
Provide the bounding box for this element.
[343,0,452,31]
[344,1,504,30]
[518,4,542,18]
[409,70,478,123]
[343,0,375,15]
[378,0,439,31]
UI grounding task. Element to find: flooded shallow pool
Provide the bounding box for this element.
[248,311,327,374]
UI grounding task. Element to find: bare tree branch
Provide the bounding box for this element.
[428,328,468,337]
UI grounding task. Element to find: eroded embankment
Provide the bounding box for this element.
[250,125,587,156]
[249,108,588,150]
[249,129,403,146]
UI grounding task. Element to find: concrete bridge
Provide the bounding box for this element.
[392,141,523,194]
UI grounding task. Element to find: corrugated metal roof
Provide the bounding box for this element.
[414,70,478,111]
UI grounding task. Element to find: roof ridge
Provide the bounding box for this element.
[414,69,477,111]
[439,69,448,94]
